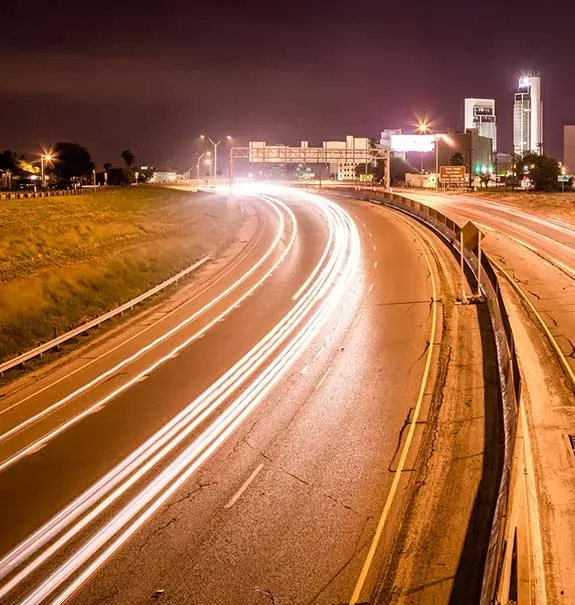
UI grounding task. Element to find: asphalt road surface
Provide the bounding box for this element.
[1,187,439,604]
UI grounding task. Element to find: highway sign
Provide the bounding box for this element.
[558,175,570,182]
[440,165,466,184]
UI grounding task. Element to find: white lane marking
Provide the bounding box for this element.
[372,244,376,251]
[373,261,378,269]
[224,464,264,509]
[369,232,372,238]
[315,367,332,392]
[368,283,374,294]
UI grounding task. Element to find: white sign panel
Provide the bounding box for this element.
[391,134,435,153]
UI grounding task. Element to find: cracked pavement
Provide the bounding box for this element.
[70,195,439,605]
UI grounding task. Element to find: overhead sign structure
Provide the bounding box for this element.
[440,165,466,184]
[390,134,435,153]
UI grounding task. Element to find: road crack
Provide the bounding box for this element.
[138,516,177,552]
[255,587,281,604]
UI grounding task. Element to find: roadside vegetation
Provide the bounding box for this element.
[0,187,243,362]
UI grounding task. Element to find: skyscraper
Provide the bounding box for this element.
[513,73,543,156]
[464,98,497,152]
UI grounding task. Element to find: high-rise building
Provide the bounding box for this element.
[464,99,497,152]
[564,126,575,175]
[513,73,543,156]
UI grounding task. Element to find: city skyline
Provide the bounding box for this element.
[1,1,574,166]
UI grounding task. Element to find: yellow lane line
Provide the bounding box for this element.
[490,257,575,389]
[349,226,439,604]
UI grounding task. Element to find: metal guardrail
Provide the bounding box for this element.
[0,253,214,376]
[339,186,520,605]
[0,188,97,200]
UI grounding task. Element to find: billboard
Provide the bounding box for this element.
[390,134,435,153]
[440,165,466,184]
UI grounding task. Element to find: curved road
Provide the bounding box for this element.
[0,187,441,604]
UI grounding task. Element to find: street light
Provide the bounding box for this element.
[416,119,431,134]
[416,120,431,172]
[200,134,232,178]
[40,152,53,185]
[196,150,211,180]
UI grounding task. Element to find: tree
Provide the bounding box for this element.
[449,152,465,166]
[390,156,418,185]
[0,150,19,174]
[52,142,94,180]
[121,149,136,169]
[516,153,560,191]
[107,167,130,186]
[103,162,112,173]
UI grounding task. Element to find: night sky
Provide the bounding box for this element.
[2,0,574,169]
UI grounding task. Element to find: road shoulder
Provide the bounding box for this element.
[371,219,503,604]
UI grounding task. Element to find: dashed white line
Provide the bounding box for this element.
[368,283,374,294]
[224,464,264,509]
[373,261,378,269]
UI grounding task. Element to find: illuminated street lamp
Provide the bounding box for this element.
[415,120,432,171]
[416,119,431,134]
[196,150,211,180]
[40,152,53,184]
[200,134,232,178]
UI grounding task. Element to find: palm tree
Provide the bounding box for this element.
[121,149,135,169]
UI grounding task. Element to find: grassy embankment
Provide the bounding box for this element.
[470,191,575,226]
[0,187,243,362]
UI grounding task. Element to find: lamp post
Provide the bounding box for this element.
[40,152,53,186]
[416,120,430,173]
[200,135,232,179]
[196,151,211,180]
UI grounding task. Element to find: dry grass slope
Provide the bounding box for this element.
[0,187,243,361]
[470,191,575,226]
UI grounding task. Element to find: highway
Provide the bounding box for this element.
[401,189,575,602]
[402,191,575,376]
[0,186,454,604]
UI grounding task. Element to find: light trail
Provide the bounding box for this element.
[0,199,266,421]
[0,188,361,605]
[0,196,294,474]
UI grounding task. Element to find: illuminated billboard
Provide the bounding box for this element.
[390,134,435,152]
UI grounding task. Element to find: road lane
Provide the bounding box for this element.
[66,191,443,605]
[0,189,361,603]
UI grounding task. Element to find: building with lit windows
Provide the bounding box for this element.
[464,98,497,152]
[513,73,543,156]
[564,126,575,175]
